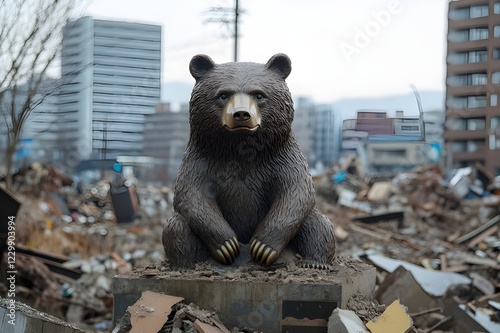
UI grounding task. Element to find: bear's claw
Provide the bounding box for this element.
[300,261,332,270]
[250,239,278,266]
[215,237,240,264]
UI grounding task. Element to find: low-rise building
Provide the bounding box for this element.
[341,110,441,174]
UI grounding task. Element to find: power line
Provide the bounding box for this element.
[203,0,243,62]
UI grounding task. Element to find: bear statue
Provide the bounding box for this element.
[162,53,336,269]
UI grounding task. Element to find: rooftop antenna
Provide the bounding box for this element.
[409,84,426,141]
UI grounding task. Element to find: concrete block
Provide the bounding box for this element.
[113,256,376,333]
[328,308,368,333]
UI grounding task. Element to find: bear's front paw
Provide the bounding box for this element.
[250,239,279,266]
[213,237,240,264]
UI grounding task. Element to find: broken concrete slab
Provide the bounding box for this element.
[366,299,413,333]
[327,308,368,333]
[375,266,439,314]
[128,291,183,333]
[0,298,85,333]
[457,303,500,333]
[367,254,471,297]
[443,299,498,333]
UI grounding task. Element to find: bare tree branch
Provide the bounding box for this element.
[0,0,83,188]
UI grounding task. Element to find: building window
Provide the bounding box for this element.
[495,26,500,38]
[446,118,466,131]
[450,140,484,153]
[470,5,489,18]
[493,72,500,84]
[448,73,487,86]
[492,94,498,106]
[490,135,500,150]
[447,97,466,109]
[448,95,487,109]
[449,50,488,64]
[449,28,488,42]
[450,5,488,20]
[467,140,484,152]
[401,125,420,131]
[450,7,469,20]
[451,141,466,152]
[469,50,488,63]
[471,73,487,85]
[467,118,485,130]
[492,117,500,129]
[490,117,500,150]
[467,95,487,108]
[448,30,469,42]
[469,28,489,41]
[495,3,500,14]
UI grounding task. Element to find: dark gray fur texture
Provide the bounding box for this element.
[162,54,336,268]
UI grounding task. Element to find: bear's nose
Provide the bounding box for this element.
[233,110,251,122]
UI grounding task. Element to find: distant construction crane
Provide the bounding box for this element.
[204,0,243,62]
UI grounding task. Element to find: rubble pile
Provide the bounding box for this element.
[1,161,500,332]
[1,163,167,331]
[112,291,239,333]
[315,160,500,332]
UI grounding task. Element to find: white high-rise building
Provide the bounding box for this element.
[59,16,161,162]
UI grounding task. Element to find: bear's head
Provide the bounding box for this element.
[187,54,294,158]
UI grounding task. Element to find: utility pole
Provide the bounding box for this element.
[205,0,243,62]
[234,0,239,62]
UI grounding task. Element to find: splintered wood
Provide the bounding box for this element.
[366,300,413,333]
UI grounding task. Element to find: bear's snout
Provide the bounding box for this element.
[223,93,261,133]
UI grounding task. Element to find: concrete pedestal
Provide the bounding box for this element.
[113,256,376,333]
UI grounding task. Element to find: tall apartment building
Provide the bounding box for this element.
[59,17,161,162]
[446,0,500,176]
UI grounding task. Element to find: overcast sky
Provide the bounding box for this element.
[85,0,448,104]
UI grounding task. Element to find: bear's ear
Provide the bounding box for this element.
[189,54,216,80]
[266,53,292,80]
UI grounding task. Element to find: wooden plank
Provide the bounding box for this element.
[456,215,500,244]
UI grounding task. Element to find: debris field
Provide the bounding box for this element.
[1,160,499,332]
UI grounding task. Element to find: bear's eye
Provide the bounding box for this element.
[255,93,264,100]
[219,94,228,101]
